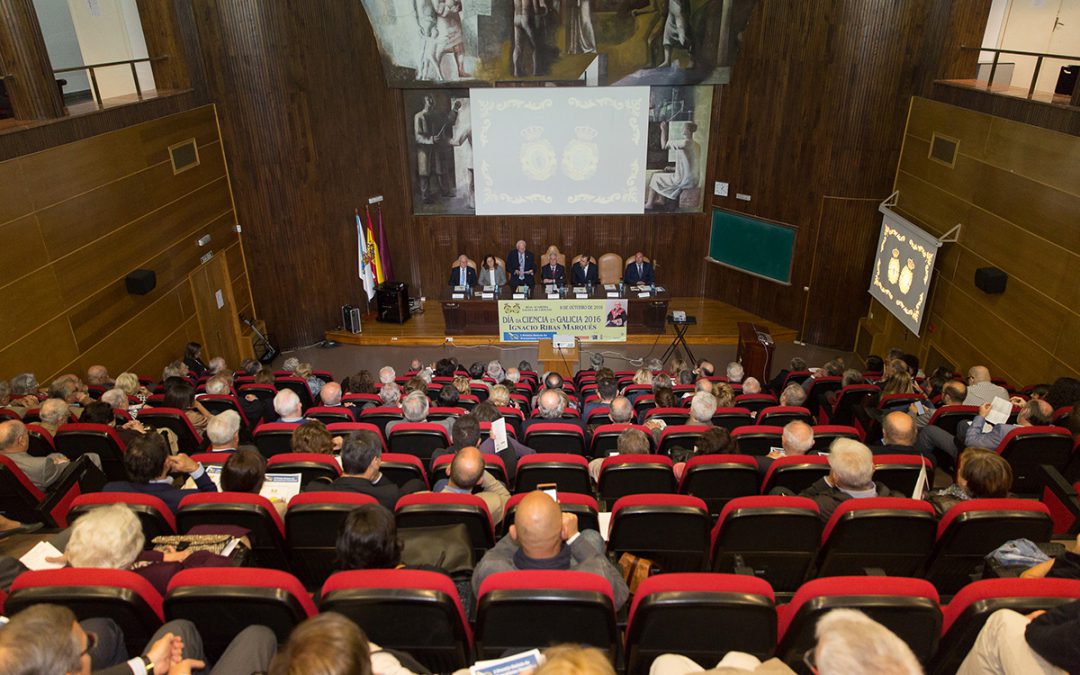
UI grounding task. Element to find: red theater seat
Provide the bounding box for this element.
[523,422,587,455]
[597,454,675,504]
[267,452,342,486]
[812,497,937,578]
[177,492,289,570]
[285,492,378,588]
[502,492,599,536]
[677,454,760,515]
[0,454,82,528]
[608,494,711,572]
[395,492,494,557]
[69,492,177,541]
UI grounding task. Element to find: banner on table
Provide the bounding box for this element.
[498,299,628,342]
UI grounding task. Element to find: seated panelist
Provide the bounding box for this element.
[571,255,599,286]
[449,254,478,287]
[624,251,655,285]
[478,254,506,287]
[540,252,566,286]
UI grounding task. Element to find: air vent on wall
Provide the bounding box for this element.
[928,132,958,168]
[169,138,200,174]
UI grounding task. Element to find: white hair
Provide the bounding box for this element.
[208,356,227,374]
[101,388,128,410]
[689,391,718,423]
[486,360,505,381]
[741,377,762,395]
[273,388,301,417]
[282,357,300,373]
[320,382,342,405]
[814,609,922,675]
[115,372,140,396]
[380,383,401,405]
[10,372,38,396]
[401,391,430,422]
[67,504,144,569]
[537,389,566,419]
[207,410,241,445]
[506,368,521,383]
[204,376,230,395]
[827,438,874,489]
[782,421,815,455]
[781,383,808,407]
[39,398,70,426]
[418,367,433,384]
[379,366,396,384]
[726,362,744,383]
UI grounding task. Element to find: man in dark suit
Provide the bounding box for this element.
[520,389,590,448]
[448,254,478,287]
[305,429,424,510]
[102,432,217,514]
[756,420,815,475]
[571,255,599,286]
[505,239,536,286]
[624,251,655,285]
[540,252,566,286]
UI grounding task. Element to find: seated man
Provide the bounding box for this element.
[688,391,718,426]
[914,380,969,461]
[472,491,629,609]
[385,391,454,436]
[964,398,1053,450]
[957,601,1080,674]
[741,377,762,395]
[48,374,92,416]
[437,446,511,525]
[100,388,129,412]
[582,378,618,421]
[540,252,566,286]
[871,411,925,458]
[571,255,599,286]
[319,381,346,408]
[449,254,477,287]
[102,432,217,513]
[964,365,1010,406]
[780,383,808,407]
[623,252,654,286]
[522,389,589,442]
[589,426,650,482]
[726,362,744,386]
[37,398,71,437]
[305,429,425,509]
[757,420,815,474]
[85,364,114,387]
[272,388,305,424]
[206,410,255,454]
[797,438,894,521]
[0,419,102,492]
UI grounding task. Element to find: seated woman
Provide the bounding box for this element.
[925,447,1012,517]
[66,503,229,595]
[295,362,325,398]
[114,372,152,408]
[164,381,212,435]
[488,384,516,410]
[221,448,288,519]
[291,420,336,455]
[478,254,506,287]
[672,427,734,481]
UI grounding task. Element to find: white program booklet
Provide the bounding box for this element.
[491,416,509,452]
[20,541,65,571]
[261,473,302,504]
[983,396,1013,432]
[470,649,543,675]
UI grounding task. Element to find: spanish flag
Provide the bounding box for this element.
[365,205,384,284]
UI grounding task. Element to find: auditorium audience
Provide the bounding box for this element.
[671,426,735,481]
[871,411,922,457]
[741,377,762,395]
[779,383,808,408]
[583,378,618,420]
[162,359,189,382]
[964,398,1053,450]
[523,388,589,440]
[0,418,92,491]
[386,391,454,436]
[725,361,744,385]
[688,391,718,426]
[183,341,209,377]
[342,369,377,394]
[37,397,72,437]
[269,611,422,675]
[207,355,228,377]
[100,387,129,412]
[712,381,735,407]
[472,491,628,610]
[379,382,402,407]
[926,448,1012,517]
[295,361,325,398]
[589,427,651,482]
[292,419,337,454]
[956,601,1080,675]
[86,364,114,387]
[796,439,894,521]
[115,371,151,400]
[305,430,424,509]
[102,433,217,514]
[766,356,808,395]
[756,421,815,474]
[436,446,511,525]
[48,373,91,411]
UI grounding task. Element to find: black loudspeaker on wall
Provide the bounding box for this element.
[125,269,156,295]
[974,267,1007,294]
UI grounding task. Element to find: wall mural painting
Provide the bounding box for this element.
[644,85,712,213]
[361,0,759,87]
[405,89,475,214]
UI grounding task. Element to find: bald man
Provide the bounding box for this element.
[964,365,1009,407]
[439,446,510,525]
[319,382,344,407]
[86,365,113,387]
[869,411,932,462]
[472,491,628,609]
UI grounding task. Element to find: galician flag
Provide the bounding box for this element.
[357,210,375,302]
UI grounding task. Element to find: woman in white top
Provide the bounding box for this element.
[478,254,506,287]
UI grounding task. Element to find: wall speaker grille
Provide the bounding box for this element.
[169,138,200,174]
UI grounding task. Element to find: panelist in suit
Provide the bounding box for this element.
[506,239,536,286]
[540,252,566,286]
[449,254,478,287]
[478,254,506,287]
[571,255,599,286]
[624,251,655,285]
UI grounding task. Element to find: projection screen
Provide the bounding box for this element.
[868,209,941,336]
[471,87,649,215]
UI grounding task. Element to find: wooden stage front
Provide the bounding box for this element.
[325,297,798,347]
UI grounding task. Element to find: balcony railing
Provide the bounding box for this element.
[52,55,168,107]
[963,45,1080,106]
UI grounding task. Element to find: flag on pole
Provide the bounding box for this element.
[365,205,385,284]
[357,210,375,303]
[376,205,394,281]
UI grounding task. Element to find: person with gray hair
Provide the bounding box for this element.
[100,388,129,411]
[385,391,454,436]
[206,410,250,453]
[798,438,894,521]
[505,367,521,385]
[38,397,71,437]
[203,375,231,395]
[486,360,505,382]
[378,366,396,384]
[757,421,816,475]
[10,372,39,398]
[441,446,511,525]
[780,382,808,407]
[320,381,344,406]
[689,391,718,425]
[86,364,113,387]
[725,361,744,384]
[609,396,634,424]
[0,419,79,491]
[522,388,590,440]
[741,377,762,395]
[162,360,188,381]
[282,357,300,373]
[273,388,304,423]
[813,609,921,674]
[379,382,402,407]
[207,356,228,376]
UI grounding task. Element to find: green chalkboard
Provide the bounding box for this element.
[707,208,796,285]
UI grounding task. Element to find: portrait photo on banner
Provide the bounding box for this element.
[358,0,759,87]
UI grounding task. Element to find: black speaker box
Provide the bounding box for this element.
[376,282,411,323]
[125,269,156,295]
[974,267,1007,294]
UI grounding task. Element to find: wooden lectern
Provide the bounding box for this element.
[737,322,774,383]
[538,339,579,381]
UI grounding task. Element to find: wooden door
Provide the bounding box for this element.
[189,252,245,367]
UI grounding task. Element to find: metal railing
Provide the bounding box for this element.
[52,55,167,107]
[963,45,1080,102]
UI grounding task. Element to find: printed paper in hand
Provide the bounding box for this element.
[911,460,928,499]
[983,397,1013,432]
[491,417,509,452]
[597,511,612,541]
[469,649,544,675]
[20,541,65,571]
[261,473,302,504]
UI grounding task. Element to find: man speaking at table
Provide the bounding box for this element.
[506,240,536,286]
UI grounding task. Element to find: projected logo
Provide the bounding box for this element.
[870,216,937,334]
[519,127,557,181]
[562,127,599,181]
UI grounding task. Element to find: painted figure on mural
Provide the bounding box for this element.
[447,98,474,209]
[512,0,549,76]
[659,0,694,68]
[565,0,597,54]
[435,0,469,78]
[414,0,443,80]
[414,94,452,202]
[646,120,699,210]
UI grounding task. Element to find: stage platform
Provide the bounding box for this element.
[325,297,798,347]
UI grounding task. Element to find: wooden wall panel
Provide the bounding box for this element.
[130,318,204,378]
[0,105,254,383]
[875,97,1080,385]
